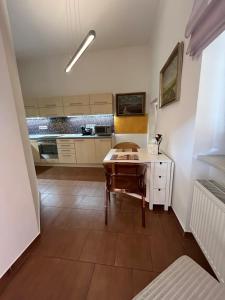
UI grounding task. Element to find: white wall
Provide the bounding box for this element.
[0,1,40,278]
[17,46,150,98]
[148,0,202,230]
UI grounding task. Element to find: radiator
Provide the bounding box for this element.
[190,180,225,283]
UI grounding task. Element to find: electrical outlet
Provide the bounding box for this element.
[39,125,48,130]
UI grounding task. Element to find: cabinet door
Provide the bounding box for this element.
[90,104,112,114]
[63,95,90,116]
[89,93,113,115]
[63,95,90,106]
[24,98,39,117]
[38,97,63,108]
[75,139,96,163]
[39,107,64,117]
[25,107,39,117]
[94,139,112,163]
[31,141,40,163]
[89,93,112,104]
[64,105,90,116]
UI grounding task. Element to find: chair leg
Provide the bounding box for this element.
[142,196,146,227]
[105,189,109,225]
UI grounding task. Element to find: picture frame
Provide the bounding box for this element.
[159,42,184,108]
[116,92,146,116]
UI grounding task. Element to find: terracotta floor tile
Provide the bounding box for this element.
[78,195,105,210]
[1,256,94,300]
[108,211,135,234]
[80,230,117,265]
[87,264,133,300]
[120,194,141,212]
[66,209,96,230]
[115,233,152,271]
[40,206,63,230]
[35,228,89,260]
[1,172,214,299]
[132,269,158,297]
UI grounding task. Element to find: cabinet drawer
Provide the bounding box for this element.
[64,105,90,116]
[153,188,166,205]
[58,153,76,163]
[154,162,168,176]
[57,143,75,150]
[58,148,75,154]
[63,95,89,106]
[89,93,112,104]
[57,139,74,145]
[153,176,167,188]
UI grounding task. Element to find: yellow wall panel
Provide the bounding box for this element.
[114,115,148,133]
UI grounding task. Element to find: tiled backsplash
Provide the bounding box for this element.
[27,115,114,135]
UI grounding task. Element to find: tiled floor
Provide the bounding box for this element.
[0,169,214,300]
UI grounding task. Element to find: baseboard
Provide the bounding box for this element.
[0,235,40,295]
[171,206,193,238]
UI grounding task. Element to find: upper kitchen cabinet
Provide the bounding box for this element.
[89,93,113,114]
[63,95,90,115]
[38,97,64,117]
[24,98,39,117]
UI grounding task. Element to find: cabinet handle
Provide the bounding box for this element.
[159,176,162,178]
[70,103,82,106]
[94,101,108,104]
[160,162,162,165]
[158,189,161,191]
[45,104,57,107]
[76,140,84,141]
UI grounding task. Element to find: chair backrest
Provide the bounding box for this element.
[113,142,140,151]
[103,163,146,195]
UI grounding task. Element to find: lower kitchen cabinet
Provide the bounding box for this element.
[94,139,112,163]
[31,140,40,163]
[75,139,96,164]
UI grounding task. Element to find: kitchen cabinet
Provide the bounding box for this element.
[89,93,113,114]
[24,98,39,117]
[30,140,40,163]
[63,95,90,116]
[94,139,112,163]
[74,139,96,163]
[57,139,76,163]
[38,97,64,117]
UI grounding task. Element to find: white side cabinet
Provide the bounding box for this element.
[149,157,174,211]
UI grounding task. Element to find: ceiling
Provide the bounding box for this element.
[6,0,158,59]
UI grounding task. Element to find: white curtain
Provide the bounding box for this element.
[185,0,225,57]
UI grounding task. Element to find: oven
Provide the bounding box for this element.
[38,139,58,160]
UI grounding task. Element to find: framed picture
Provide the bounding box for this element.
[116,92,146,116]
[159,42,184,108]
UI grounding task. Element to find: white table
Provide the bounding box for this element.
[103,148,174,210]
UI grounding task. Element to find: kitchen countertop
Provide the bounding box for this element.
[29,133,112,140]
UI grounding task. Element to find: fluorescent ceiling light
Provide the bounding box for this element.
[65,30,96,73]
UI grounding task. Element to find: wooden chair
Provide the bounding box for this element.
[103,162,147,227]
[113,142,140,151]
